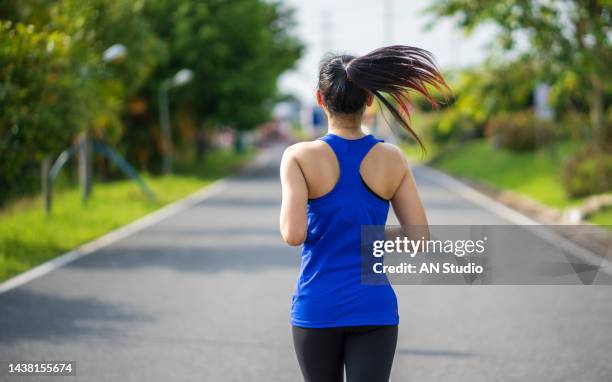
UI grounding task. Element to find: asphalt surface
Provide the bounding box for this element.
[1,143,611,381]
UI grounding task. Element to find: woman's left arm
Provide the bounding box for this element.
[279,145,308,246]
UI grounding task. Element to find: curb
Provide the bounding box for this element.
[0,146,273,296]
[417,164,612,278]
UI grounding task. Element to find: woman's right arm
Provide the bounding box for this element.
[390,153,430,240]
[279,145,309,246]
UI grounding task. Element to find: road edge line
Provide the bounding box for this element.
[418,164,612,279]
[0,178,229,295]
[417,165,537,225]
[0,142,278,296]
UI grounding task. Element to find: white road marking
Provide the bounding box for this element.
[1,149,610,295]
[0,180,228,295]
[0,147,279,296]
[418,165,612,278]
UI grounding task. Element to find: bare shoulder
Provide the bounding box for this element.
[370,141,408,165]
[282,140,330,161]
[376,142,405,156]
[360,140,410,198]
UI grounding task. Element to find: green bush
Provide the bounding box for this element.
[560,109,612,145]
[561,146,612,198]
[0,22,82,203]
[485,112,555,152]
[420,110,478,145]
[560,111,590,141]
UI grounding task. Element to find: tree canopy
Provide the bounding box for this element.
[0,0,302,202]
[428,0,611,145]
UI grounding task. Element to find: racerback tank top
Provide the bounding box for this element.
[291,133,399,328]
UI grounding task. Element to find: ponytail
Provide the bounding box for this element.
[318,45,449,151]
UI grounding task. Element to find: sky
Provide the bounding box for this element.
[278,0,495,105]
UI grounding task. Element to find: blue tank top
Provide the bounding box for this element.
[291,133,399,328]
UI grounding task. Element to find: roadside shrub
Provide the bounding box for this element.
[420,110,478,145]
[560,110,612,145]
[0,22,81,204]
[485,112,555,152]
[561,146,612,198]
[605,107,612,146]
[560,111,590,141]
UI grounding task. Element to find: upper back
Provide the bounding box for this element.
[291,134,406,201]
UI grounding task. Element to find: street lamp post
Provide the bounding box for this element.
[158,69,193,174]
[78,44,128,204]
[102,44,127,63]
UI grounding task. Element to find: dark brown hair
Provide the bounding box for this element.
[318,45,449,150]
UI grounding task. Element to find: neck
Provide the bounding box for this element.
[327,114,364,139]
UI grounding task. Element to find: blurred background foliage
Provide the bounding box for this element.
[0,0,610,213]
[411,0,611,204]
[0,0,610,280]
[0,0,302,204]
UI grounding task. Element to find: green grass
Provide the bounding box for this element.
[588,208,612,226]
[0,149,252,282]
[430,139,582,208]
[401,141,443,164]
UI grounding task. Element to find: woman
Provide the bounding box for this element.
[279,45,448,382]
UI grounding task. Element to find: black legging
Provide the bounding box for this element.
[292,325,398,382]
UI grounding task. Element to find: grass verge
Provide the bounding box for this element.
[0,148,252,283]
[588,208,612,226]
[422,139,582,208]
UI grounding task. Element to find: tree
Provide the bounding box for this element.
[0,0,303,202]
[145,0,302,156]
[46,0,163,143]
[1,0,163,146]
[428,0,611,146]
[0,22,81,201]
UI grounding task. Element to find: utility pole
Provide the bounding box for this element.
[315,9,333,135]
[158,69,193,174]
[158,81,173,174]
[77,44,127,204]
[320,9,332,54]
[79,129,92,203]
[41,156,52,216]
[378,0,397,142]
[383,0,394,45]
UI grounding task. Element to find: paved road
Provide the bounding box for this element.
[1,143,611,381]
